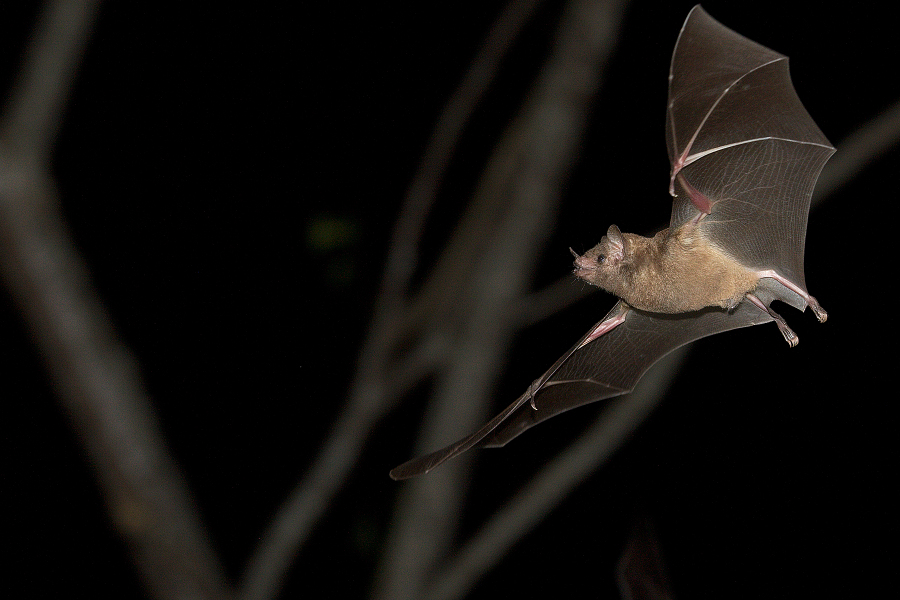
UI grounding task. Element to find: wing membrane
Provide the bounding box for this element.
[390,300,770,479]
[666,6,834,308]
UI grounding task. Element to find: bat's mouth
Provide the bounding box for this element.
[573,263,597,277]
[571,248,598,278]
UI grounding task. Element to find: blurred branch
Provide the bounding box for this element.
[424,350,685,600]
[238,1,545,599]
[375,1,628,599]
[0,0,100,160]
[0,3,229,599]
[616,519,676,600]
[383,0,545,307]
[238,329,447,600]
[514,274,593,328]
[813,98,900,201]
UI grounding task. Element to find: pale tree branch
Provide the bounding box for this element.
[0,2,230,598]
[425,350,686,600]
[383,0,546,306]
[812,97,900,201]
[514,274,594,328]
[374,1,629,599]
[1,0,101,160]
[237,2,545,598]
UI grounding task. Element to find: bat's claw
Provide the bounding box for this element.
[528,382,539,410]
[780,327,799,347]
[771,311,798,347]
[807,295,827,323]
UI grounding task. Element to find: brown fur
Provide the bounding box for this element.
[573,224,759,313]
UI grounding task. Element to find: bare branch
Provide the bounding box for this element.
[813,98,900,202]
[0,2,230,598]
[0,161,231,600]
[424,350,686,600]
[514,274,594,328]
[0,0,101,161]
[383,0,546,306]
[239,2,547,598]
[237,329,447,600]
[375,1,629,598]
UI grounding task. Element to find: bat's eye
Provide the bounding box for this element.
[597,254,606,263]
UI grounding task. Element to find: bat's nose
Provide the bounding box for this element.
[573,255,595,269]
[572,253,599,281]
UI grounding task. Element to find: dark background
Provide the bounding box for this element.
[2,1,894,598]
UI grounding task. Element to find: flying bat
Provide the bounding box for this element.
[390,5,833,480]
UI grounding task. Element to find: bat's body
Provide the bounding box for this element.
[390,6,832,480]
[574,224,759,314]
[573,219,827,349]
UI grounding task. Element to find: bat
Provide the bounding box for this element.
[390,5,833,480]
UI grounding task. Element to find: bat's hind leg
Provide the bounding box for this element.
[756,270,827,322]
[746,293,798,347]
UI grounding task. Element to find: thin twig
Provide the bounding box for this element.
[424,350,686,600]
[383,0,545,306]
[514,274,594,328]
[238,3,545,597]
[236,325,450,600]
[374,1,629,598]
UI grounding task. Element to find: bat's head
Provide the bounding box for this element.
[572,225,627,292]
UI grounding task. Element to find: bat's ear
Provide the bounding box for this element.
[606,225,626,259]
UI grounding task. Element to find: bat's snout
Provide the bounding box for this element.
[572,251,600,280]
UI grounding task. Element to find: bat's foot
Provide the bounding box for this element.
[807,295,827,323]
[755,271,828,324]
[746,293,799,347]
[775,319,799,347]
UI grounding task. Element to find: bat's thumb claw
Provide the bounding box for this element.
[528,382,539,410]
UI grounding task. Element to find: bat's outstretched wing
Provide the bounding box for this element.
[390,300,771,480]
[667,6,834,310]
